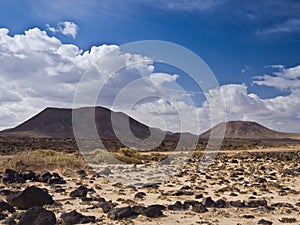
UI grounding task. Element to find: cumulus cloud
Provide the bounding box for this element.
[47,21,79,38]
[129,99,210,134]
[253,64,300,90]
[205,83,300,133]
[0,27,153,130]
[0,27,300,134]
[148,73,179,87]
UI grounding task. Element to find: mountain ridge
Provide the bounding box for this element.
[0,106,159,139]
[1,107,300,141]
[200,120,300,140]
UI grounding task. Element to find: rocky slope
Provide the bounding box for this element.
[200,121,300,140]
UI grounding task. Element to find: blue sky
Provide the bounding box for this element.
[0,0,300,133]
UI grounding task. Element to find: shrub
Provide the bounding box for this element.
[0,149,86,172]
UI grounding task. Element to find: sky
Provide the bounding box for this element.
[0,0,300,134]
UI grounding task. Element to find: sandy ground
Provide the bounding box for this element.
[1,146,300,224]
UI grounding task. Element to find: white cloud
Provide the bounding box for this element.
[47,21,79,38]
[205,83,300,133]
[0,27,153,130]
[1,27,300,134]
[256,19,300,36]
[163,0,226,11]
[136,0,227,12]
[58,21,79,38]
[148,73,179,87]
[241,65,250,74]
[253,64,300,90]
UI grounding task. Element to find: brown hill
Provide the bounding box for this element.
[200,121,300,140]
[0,107,165,140]
[2,108,300,142]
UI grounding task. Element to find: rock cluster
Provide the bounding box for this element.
[0,150,299,224]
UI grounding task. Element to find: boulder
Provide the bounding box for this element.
[132,205,146,215]
[191,202,208,213]
[98,168,111,176]
[258,219,273,225]
[159,157,171,165]
[230,200,245,208]
[0,213,8,220]
[61,210,95,225]
[36,171,52,183]
[141,206,164,218]
[95,201,116,213]
[7,186,54,210]
[147,204,166,211]
[168,201,187,211]
[17,206,56,225]
[0,200,15,213]
[247,200,267,208]
[195,194,203,199]
[2,217,16,225]
[76,170,87,178]
[2,169,24,184]
[256,178,267,183]
[0,190,16,197]
[48,177,66,185]
[134,192,146,199]
[271,202,295,208]
[19,171,36,181]
[70,186,88,198]
[107,206,133,220]
[48,173,66,184]
[243,214,255,219]
[183,200,199,209]
[215,199,226,208]
[202,197,215,207]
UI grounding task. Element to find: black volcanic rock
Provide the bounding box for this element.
[36,171,52,183]
[47,172,66,185]
[168,201,187,211]
[2,169,24,185]
[107,206,133,220]
[70,186,88,198]
[258,219,273,225]
[132,205,146,215]
[97,201,116,213]
[202,197,215,208]
[214,199,226,208]
[7,186,54,210]
[230,200,245,208]
[0,200,15,213]
[76,170,87,178]
[18,206,56,225]
[141,206,164,218]
[134,192,146,199]
[191,202,208,213]
[19,170,36,181]
[247,199,267,208]
[61,210,95,224]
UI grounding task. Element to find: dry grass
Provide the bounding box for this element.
[0,147,168,175]
[82,147,167,165]
[83,149,120,164]
[83,148,144,164]
[0,149,86,172]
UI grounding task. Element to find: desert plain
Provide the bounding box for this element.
[0,142,299,225]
